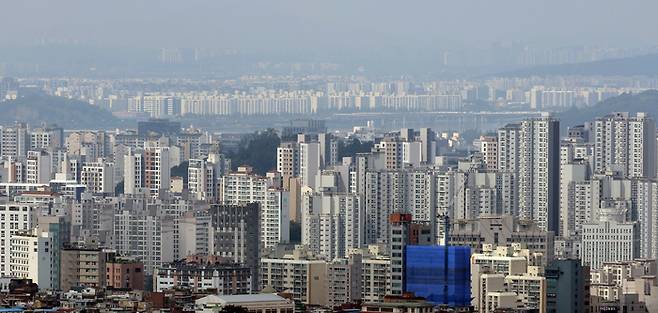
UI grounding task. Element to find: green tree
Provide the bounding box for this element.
[171,161,190,185]
[337,137,374,159]
[229,128,280,175]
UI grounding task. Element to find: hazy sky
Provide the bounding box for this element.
[2,0,657,52]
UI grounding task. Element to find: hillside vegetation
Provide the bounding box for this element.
[559,90,658,128]
[0,91,125,129]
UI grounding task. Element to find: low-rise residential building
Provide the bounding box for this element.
[106,256,145,290]
[471,244,547,313]
[261,248,328,306]
[60,244,107,291]
[154,259,251,294]
[9,228,55,289]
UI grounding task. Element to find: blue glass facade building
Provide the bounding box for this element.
[404,245,471,306]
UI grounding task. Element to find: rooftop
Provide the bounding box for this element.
[196,293,289,305]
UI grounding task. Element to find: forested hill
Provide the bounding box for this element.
[559,90,658,128]
[0,91,125,129]
[497,53,658,77]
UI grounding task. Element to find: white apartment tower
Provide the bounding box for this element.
[581,207,639,269]
[402,142,422,167]
[10,228,55,289]
[497,124,521,217]
[0,204,35,276]
[299,142,321,189]
[25,150,52,184]
[277,142,299,178]
[559,160,591,238]
[374,137,403,170]
[318,133,338,167]
[498,114,560,232]
[80,158,115,193]
[188,158,218,201]
[633,179,658,259]
[479,136,498,170]
[220,167,290,249]
[123,149,144,194]
[593,112,656,178]
[113,211,175,274]
[301,191,364,260]
[0,123,29,159]
[363,170,407,244]
[419,128,436,164]
[30,127,63,151]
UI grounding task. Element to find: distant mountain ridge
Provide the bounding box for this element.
[496,53,658,77]
[558,90,658,128]
[0,91,126,129]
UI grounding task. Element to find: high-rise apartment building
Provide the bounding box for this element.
[220,167,289,250]
[188,158,214,201]
[276,142,299,178]
[261,247,362,307]
[65,131,111,160]
[497,123,521,216]
[143,144,171,194]
[326,255,362,308]
[633,179,658,259]
[80,158,115,194]
[123,149,144,194]
[498,114,559,232]
[318,133,338,167]
[178,210,213,257]
[25,150,52,184]
[364,170,407,244]
[374,137,403,170]
[581,207,640,269]
[559,160,591,238]
[479,136,498,170]
[299,142,320,189]
[545,259,590,313]
[209,203,260,290]
[30,127,63,151]
[402,141,422,167]
[301,191,363,260]
[9,228,55,289]
[37,216,69,290]
[419,128,436,164]
[361,249,391,302]
[0,123,29,159]
[593,112,656,178]
[388,213,434,296]
[0,204,35,276]
[113,210,175,274]
[130,95,181,117]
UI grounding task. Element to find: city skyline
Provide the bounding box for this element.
[2,1,658,312]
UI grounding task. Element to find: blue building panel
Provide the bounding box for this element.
[404,245,471,306]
